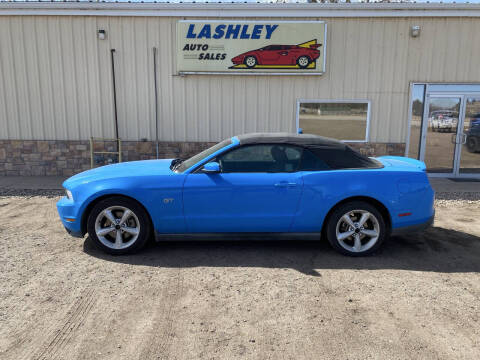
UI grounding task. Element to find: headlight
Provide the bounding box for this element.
[65,189,73,201]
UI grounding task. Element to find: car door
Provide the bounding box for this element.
[259,45,283,65]
[182,144,304,233]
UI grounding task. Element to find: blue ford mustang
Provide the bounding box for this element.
[57,133,434,256]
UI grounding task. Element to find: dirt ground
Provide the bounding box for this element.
[1,194,480,360]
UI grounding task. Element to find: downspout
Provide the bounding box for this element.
[110,49,119,141]
[153,47,160,159]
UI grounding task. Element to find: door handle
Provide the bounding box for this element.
[451,133,467,144]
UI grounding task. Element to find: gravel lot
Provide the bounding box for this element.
[1,192,479,360]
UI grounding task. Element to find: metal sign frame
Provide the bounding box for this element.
[176,20,327,76]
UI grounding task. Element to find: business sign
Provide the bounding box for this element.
[176,20,326,75]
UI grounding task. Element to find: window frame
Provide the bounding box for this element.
[296,99,371,143]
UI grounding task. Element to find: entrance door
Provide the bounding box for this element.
[410,84,480,178]
[420,95,463,175]
[459,97,480,174]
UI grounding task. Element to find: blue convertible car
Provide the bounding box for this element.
[57,133,434,256]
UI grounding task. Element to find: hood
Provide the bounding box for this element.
[63,159,174,188]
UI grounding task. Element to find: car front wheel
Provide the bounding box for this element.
[326,201,386,256]
[87,196,151,255]
[244,56,257,68]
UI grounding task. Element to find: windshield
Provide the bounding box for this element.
[174,138,232,173]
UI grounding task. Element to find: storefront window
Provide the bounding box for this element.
[297,101,369,141]
[408,84,426,159]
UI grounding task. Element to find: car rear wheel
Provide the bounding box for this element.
[326,201,386,256]
[297,56,310,69]
[87,196,151,255]
[244,56,257,68]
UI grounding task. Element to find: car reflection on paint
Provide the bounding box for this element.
[231,44,321,69]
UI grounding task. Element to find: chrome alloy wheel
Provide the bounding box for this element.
[94,206,140,250]
[335,209,380,253]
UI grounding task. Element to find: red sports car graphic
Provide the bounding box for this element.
[230,40,321,70]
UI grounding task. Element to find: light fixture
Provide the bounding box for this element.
[98,29,106,40]
[410,25,421,38]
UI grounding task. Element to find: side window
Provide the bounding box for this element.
[299,149,329,171]
[269,45,283,51]
[309,148,380,170]
[218,144,302,173]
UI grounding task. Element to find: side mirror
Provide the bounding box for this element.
[202,161,220,174]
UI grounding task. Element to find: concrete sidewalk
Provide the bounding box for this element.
[0,175,478,193]
[0,176,66,190]
[428,178,480,193]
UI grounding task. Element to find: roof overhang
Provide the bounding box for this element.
[1,2,480,18]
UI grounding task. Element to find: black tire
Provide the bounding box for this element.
[326,201,387,257]
[466,136,479,153]
[244,56,257,68]
[87,196,151,255]
[297,55,311,69]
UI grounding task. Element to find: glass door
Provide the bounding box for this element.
[459,97,480,174]
[421,95,462,174]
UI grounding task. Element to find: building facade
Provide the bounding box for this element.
[0,3,479,177]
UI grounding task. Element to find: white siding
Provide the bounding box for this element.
[1,16,480,143]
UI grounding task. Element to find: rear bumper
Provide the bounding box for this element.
[391,213,434,236]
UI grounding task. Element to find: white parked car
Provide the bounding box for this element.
[430,111,458,133]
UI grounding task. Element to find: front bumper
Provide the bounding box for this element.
[391,212,434,236]
[57,196,84,238]
[231,57,243,65]
[64,226,84,238]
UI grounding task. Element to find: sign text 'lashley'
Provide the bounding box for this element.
[186,24,279,40]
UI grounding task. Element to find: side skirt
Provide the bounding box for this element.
[155,232,321,242]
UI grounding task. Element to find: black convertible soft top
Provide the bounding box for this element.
[237,132,347,150]
[236,132,381,169]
